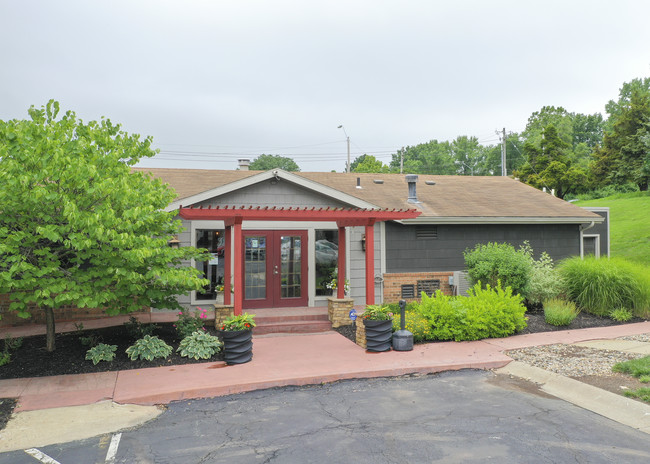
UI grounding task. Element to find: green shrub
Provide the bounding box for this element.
[543,298,579,326]
[124,316,159,339]
[609,308,633,322]
[558,256,650,317]
[0,336,23,366]
[362,304,394,321]
[464,242,532,297]
[417,283,527,342]
[612,356,650,379]
[177,331,223,360]
[520,242,563,305]
[125,335,172,361]
[85,343,117,365]
[392,310,433,342]
[175,307,208,339]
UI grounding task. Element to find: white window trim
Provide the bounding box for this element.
[581,234,601,258]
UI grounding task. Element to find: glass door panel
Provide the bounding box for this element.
[280,235,302,298]
[244,235,267,300]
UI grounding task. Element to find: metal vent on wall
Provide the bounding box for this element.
[416,227,438,239]
[401,284,415,299]
[417,279,440,297]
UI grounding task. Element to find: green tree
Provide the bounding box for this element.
[516,124,588,199]
[249,154,300,171]
[450,135,489,175]
[350,154,389,173]
[0,101,209,351]
[389,140,456,174]
[594,78,650,191]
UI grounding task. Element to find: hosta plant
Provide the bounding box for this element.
[126,335,172,361]
[177,331,223,360]
[85,343,117,365]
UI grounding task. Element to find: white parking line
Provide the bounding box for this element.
[23,448,62,464]
[105,433,122,464]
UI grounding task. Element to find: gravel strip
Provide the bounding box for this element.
[506,344,642,377]
[617,333,650,343]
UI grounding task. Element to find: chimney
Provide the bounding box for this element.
[405,174,419,203]
[238,159,250,171]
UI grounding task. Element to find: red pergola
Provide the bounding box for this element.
[179,206,421,314]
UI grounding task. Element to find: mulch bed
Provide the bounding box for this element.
[333,308,646,344]
[0,322,224,381]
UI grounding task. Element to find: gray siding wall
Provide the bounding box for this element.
[349,224,382,305]
[197,180,348,208]
[582,208,609,257]
[385,222,580,273]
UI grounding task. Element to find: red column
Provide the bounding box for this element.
[337,226,346,299]
[233,219,243,315]
[223,226,232,306]
[365,222,375,305]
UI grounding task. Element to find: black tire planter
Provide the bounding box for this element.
[363,319,393,352]
[221,329,253,364]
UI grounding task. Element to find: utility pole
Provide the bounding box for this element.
[338,125,351,173]
[400,147,404,174]
[501,127,507,176]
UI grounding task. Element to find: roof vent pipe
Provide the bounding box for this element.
[405,174,419,203]
[238,159,250,171]
[356,177,362,189]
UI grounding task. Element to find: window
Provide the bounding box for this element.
[195,229,225,300]
[315,230,338,296]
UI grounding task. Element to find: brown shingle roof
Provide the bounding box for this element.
[133,168,600,220]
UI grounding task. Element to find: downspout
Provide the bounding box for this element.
[579,221,595,258]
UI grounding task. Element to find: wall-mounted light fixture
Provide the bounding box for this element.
[361,234,366,252]
[168,235,180,249]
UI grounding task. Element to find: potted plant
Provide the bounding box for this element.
[362,305,394,352]
[219,313,256,364]
[215,283,234,305]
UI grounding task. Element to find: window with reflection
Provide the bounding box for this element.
[195,229,224,300]
[315,230,338,296]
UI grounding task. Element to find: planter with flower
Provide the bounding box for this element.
[361,305,394,352]
[219,313,256,364]
[215,283,234,305]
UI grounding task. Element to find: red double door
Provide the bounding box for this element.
[242,230,308,309]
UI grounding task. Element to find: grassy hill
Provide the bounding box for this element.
[575,192,650,265]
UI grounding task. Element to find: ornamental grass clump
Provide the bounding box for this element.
[558,256,650,317]
[543,298,579,326]
[220,313,256,332]
[177,331,223,360]
[126,335,172,361]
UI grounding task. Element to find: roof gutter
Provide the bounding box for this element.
[398,216,605,225]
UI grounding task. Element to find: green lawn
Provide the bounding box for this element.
[575,192,650,265]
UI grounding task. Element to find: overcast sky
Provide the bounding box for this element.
[2,0,650,172]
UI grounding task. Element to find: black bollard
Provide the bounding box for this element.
[392,299,413,351]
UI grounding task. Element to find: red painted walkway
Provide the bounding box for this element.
[2,320,649,413]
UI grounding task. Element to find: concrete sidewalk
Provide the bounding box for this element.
[2,321,650,412]
[1,321,650,452]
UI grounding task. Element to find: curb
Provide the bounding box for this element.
[496,361,650,435]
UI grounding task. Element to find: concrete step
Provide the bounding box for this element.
[253,320,333,335]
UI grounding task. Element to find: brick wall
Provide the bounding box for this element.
[0,294,147,327]
[382,272,453,303]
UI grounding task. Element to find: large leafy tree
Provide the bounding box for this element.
[0,101,209,351]
[515,124,588,199]
[389,140,456,174]
[350,154,389,173]
[249,154,300,171]
[593,78,650,191]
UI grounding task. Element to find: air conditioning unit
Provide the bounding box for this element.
[452,271,471,296]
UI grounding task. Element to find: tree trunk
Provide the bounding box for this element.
[45,306,56,352]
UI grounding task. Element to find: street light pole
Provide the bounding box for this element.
[338,125,350,173]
